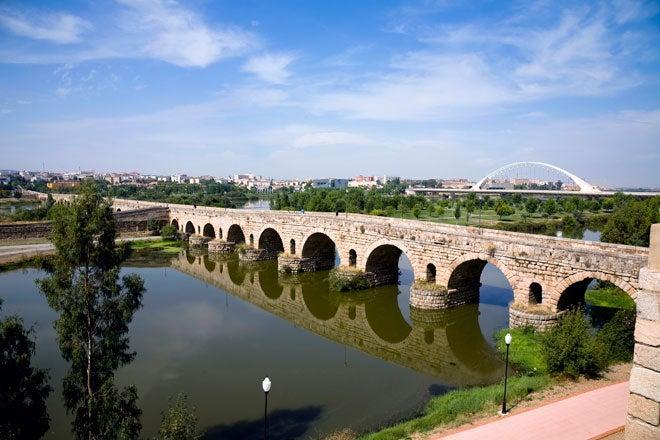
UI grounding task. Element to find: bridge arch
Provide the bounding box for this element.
[472,161,599,193]
[227,224,246,244]
[364,239,414,285]
[550,271,637,311]
[202,223,216,238]
[171,219,179,230]
[443,253,517,302]
[301,231,338,270]
[365,286,412,344]
[184,221,195,235]
[257,227,285,254]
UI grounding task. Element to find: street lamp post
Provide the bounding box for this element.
[262,376,271,439]
[501,333,512,414]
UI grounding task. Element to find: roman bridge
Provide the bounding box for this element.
[111,198,649,326]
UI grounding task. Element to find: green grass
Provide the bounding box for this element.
[585,287,635,310]
[129,239,182,254]
[360,375,549,440]
[495,327,547,375]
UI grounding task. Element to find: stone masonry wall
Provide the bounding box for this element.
[626,224,660,439]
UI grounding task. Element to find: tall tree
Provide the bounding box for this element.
[37,181,145,440]
[0,300,52,440]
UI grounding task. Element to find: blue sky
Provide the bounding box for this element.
[1,0,659,187]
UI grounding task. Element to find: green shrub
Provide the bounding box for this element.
[596,309,635,363]
[160,224,179,240]
[542,310,607,379]
[147,218,161,231]
[328,269,372,292]
[495,327,546,375]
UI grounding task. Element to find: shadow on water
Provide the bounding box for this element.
[203,405,323,440]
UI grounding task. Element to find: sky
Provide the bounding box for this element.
[0,0,659,187]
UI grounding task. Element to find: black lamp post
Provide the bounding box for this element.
[501,333,512,414]
[262,376,271,439]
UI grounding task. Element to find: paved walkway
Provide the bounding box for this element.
[436,381,628,440]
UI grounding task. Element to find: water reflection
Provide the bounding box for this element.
[173,250,504,386]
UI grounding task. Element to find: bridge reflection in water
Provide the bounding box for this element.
[172,250,505,387]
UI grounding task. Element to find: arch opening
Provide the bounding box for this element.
[348,249,357,267]
[365,244,405,286]
[185,221,195,235]
[116,208,121,212]
[447,258,513,308]
[227,224,246,244]
[218,228,223,239]
[529,282,543,305]
[249,234,254,246]
[301,232,337,271]
[258,228,284,258]
[426,263,436,283]
[202,223,216,239]
[171,219,179,230]
[290,239,296,255]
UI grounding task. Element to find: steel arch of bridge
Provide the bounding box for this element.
[472,162,599,193]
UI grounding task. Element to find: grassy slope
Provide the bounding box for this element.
[129,238,182,253]
[585,287,636,310]
[361,328,549,439]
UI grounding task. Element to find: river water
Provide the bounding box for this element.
[0,251,512,439]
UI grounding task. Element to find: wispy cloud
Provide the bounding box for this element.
[0,9,91,44]
[242,52,296,84]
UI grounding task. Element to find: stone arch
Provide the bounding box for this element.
[301,231,337,271]
[116,208,121,212]
[289,239,296,255]
[197,225,200,234]
[364,240,412,286]
[227,224,246,244]
[171,219,179,230]
[348,249,357,267]
[202,223,215,238]
[185,221,195,234]
[257,227,284,254]
[426,263,437,283]
[529,282,543,305]
[364,286,412,344]
[550,271,637,311]
[443,253,516,304]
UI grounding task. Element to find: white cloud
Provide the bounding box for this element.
[291,130,374,149]
[0,10,91,44]
[118,0,255,67]
[242,53,295,84]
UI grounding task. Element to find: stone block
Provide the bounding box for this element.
[649,224,660,271]
[636,289,660,321]
[629,365,660,402]
[639,267,660,293]
[634,344,660,372]
[635,319,660,347]
[626,415,660,439]
[628,393,660,426]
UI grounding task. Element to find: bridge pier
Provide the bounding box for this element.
[410,281,479,309]
[508,304,563,331]
[238,247,277,262]
[188,234,211,248]
[208,240,236,253]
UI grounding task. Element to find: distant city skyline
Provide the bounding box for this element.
[1,1,659,187]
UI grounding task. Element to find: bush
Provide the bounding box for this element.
[160,224,179,240]
[596,309,635,363]
[154,393,199,440]
[542,310,607,379]
[328,269,372,292]
[147,218,161,231]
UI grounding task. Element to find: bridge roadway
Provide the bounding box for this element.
[170,250,504,386]
[107,198,649,324]
[406,187,660,198]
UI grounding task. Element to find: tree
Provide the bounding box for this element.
[160,224,179,240]
[454,203,461,221]
[0,300,52,440]
[465,198,476,224]
[154,393,199,440]
[436,205,445,217]
[412,204,422,218]
[601,198,659,246]
[495,200,515,220]
[543,199,558,217]
[37,181,145,440]
[524,198,539,216]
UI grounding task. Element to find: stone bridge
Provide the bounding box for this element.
[111,198,649,326]
[170,251,504,386]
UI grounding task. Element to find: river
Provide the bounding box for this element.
[0,250,512,439]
